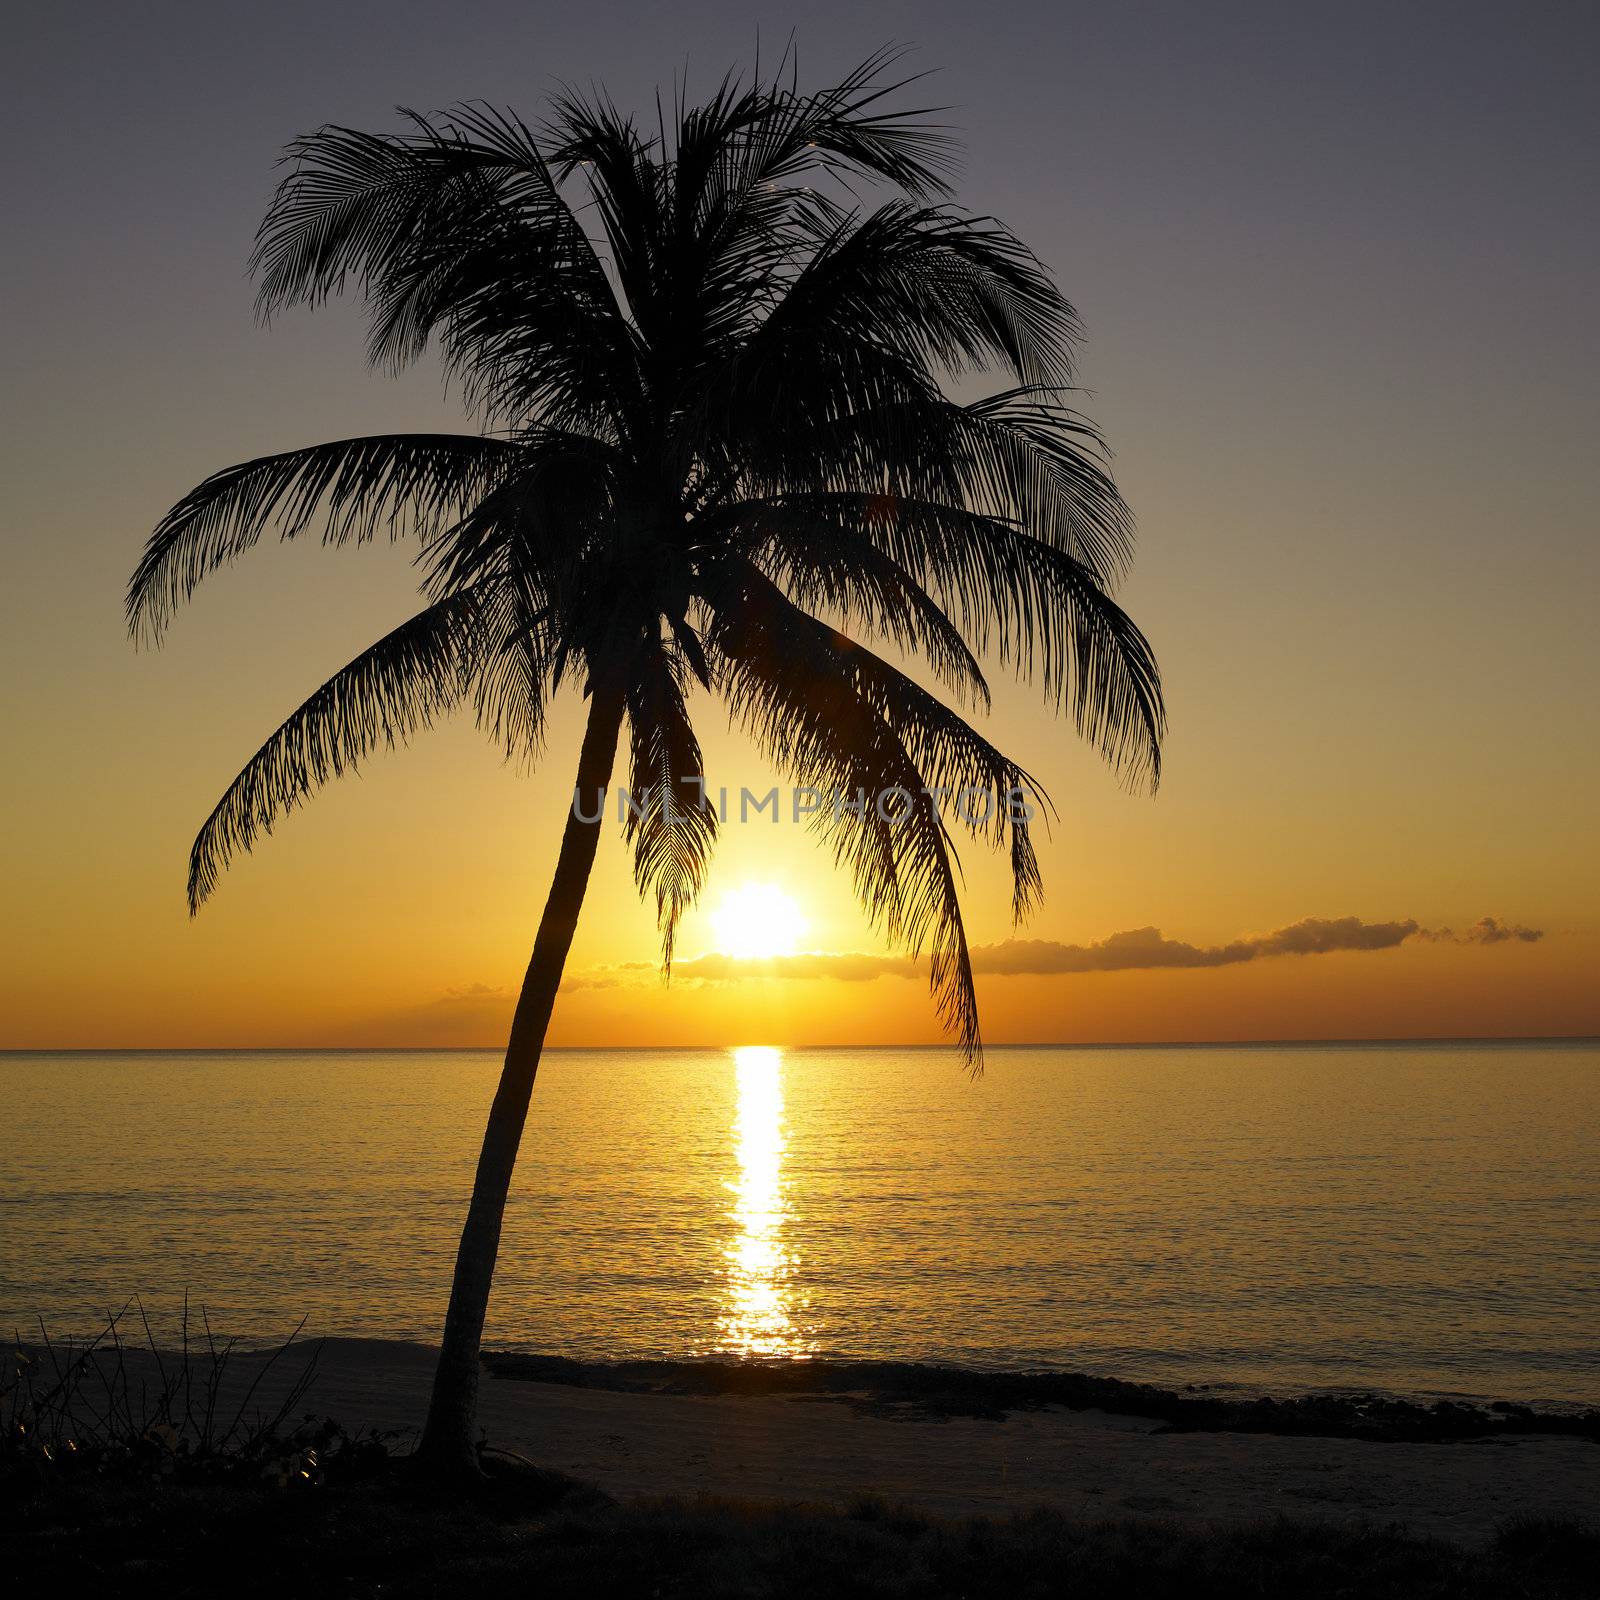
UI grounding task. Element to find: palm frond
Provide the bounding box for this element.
[255,109,593,313]
[416,428,618,601]
[707,490,1162,789]
[255,107,637,433]
[671,49,958,338]
[467,581,552,767]
[956,389,1134,582]
[703,198,1080,417]
[839,496,1163,787]
[128,434,518,641]
[723,46,959,202]
[706,367,1131,586]
[187,589,482,912]
[723,497,991,707]
[542,88,666,338]
[888,510,1163,789]
[622,639,717,968]
[253,113,494,316]
[705,564,984,1064]
[802,613,1048,923]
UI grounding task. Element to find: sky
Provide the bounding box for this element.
[2,0,1596,1049]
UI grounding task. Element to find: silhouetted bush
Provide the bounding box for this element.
[3,1300,395,1489]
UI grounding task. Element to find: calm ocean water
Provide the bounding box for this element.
[3,1042,1596,1403]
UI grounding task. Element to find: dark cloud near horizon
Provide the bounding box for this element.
[1418,916,1544,946]
[970,916,1426,976]
[560,914,1544,989]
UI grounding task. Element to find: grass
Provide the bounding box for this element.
[9,1473,1600,1598]
[5,1299,332,1476]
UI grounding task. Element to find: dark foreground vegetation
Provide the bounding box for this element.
[11,1472,1600,1600]
[9,1318,1598,1596]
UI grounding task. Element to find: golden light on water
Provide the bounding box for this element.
[718,1045,808,1356]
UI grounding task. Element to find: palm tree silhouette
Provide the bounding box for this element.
[127,53,1164,1473]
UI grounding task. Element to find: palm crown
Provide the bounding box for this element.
[127,52,1164,1066]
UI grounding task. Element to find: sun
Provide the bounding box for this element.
[711,883,809,960]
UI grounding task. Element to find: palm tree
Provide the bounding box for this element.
[126,52,1164,1474]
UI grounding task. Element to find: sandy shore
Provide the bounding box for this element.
[142,1338,1594,1541]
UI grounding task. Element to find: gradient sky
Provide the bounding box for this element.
[3,0,1596,1048]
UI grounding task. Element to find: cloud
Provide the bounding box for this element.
[320,980,514,1047]
[564,951,918,987]
[561,913,1544,989]
[1417,916,1544,946]
[969,916,1424,975]
[436,982,506,1003]
[665,951,920,983]
[559,973,622,990]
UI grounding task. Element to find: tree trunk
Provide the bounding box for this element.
[416,681,626,1474]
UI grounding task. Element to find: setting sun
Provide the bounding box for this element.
[710,884,809,960]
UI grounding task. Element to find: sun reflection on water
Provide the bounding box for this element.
[718,1045,809,1356]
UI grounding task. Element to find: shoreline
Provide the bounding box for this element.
[480,1352,1600,1444]
[26,1327,1600,1436]
[23,1336,1598,1540]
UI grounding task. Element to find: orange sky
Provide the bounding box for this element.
[4,645,1594,1047]
[3,8,1597,1051]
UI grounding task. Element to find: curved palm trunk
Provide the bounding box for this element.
[417,682,626,1473]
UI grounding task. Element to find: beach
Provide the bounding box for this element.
[92,1337,1595,1543]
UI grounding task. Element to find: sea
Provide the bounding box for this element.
[3,1041,1596,1404]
